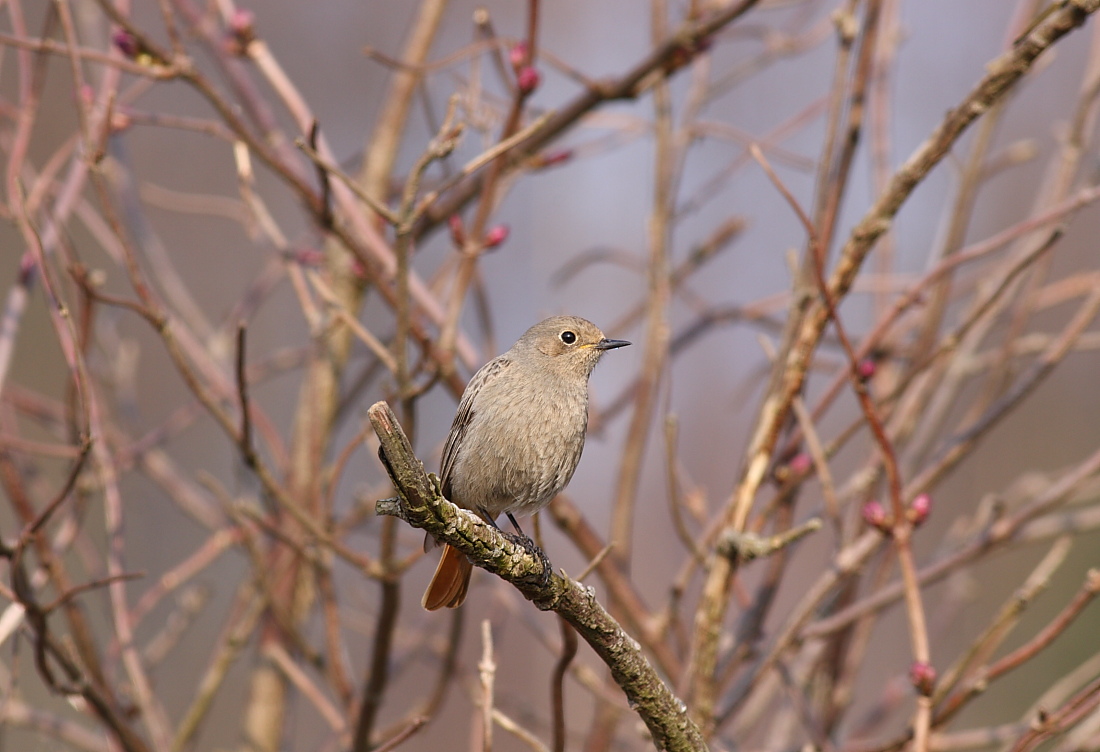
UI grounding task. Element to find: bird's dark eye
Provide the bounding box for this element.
[560,330,577,345]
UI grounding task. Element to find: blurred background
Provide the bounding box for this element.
[2,1,1099,751]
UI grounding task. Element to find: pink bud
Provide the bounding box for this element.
[788,453,812,476]
[229,8,256,37]
[483,224,510,249]
[862,500,889,532]
[857,358,876,380]
[448,214,466,246]
[909,661,936,696]
[509,42,528,68]
[224,9,256,55]
[516,66,540,95]
[908,494,931,526]
[537,149,573,168]
[113,29,139,59]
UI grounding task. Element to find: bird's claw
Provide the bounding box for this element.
[503,531,553,589]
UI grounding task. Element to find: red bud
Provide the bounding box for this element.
[789,453,812,476]
[857,358,876,380]
[862,500,890,532]
[516,67,540,95]
[224,9,256,55]
[484,224,510,249]
[113,29,140,59]
[509,42,528,68]
[910,661,936,696]
[908,494,931,526]
[448,215,466,246]
[229,9,256,37]
[537,149,573,168]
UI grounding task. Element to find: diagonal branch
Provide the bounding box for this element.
[688,0,1100,731]
[368,401,707,752]
[414,0,763,240]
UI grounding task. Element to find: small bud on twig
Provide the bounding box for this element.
[483,224,510,250]
[789,452,812,476]
[113,29,140,59]
[908,494,932,526]
[773,452,811,485]
[534,149,573,169]
[910,661,936,696]
[225,9,257,55]
[448,215,466,246]
[509,41,528,68]
[862,500,891,533]
[230,9,256,39]
[517,66,541,95]
[857,358,876,381]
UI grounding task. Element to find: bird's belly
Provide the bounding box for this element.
[449,405,586,517]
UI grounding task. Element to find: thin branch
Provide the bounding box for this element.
[552,616,579,752]
[369,401,707,752]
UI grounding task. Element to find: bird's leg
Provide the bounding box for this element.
[505,512,524,536]
[499,511,535,548]
[477,507,501,529]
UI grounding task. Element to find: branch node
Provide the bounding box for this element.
[717,517,822,561]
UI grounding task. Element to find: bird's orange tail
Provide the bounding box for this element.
[422,544,473,610]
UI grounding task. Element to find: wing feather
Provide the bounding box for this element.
[439,356,512,499]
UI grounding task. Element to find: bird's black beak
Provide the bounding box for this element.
[594,338,631,351]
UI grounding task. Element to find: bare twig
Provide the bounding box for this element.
[369,401,706,751]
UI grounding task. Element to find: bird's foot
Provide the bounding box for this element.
[502,531,553,589]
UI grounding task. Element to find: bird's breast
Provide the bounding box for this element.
[447,373,590,515]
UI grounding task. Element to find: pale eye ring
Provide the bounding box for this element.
[560,330,577,345]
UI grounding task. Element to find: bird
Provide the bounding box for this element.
[422,315,630,610]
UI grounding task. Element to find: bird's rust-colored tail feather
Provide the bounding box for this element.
[422,544,472,610]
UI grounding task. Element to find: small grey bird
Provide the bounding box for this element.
[422,315,630,610]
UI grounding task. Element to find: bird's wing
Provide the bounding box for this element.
[439,355,512,499]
